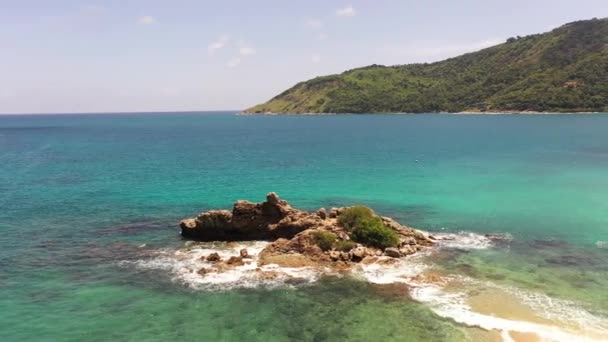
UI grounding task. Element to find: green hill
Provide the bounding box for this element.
[245,18,608,114]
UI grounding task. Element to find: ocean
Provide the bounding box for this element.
[1,112,607,341]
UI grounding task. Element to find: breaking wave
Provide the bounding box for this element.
[408,277,608,342]
[432,231,511,250]
[120,241,325,290]
[121,231,497,290]
[120,231,608,341]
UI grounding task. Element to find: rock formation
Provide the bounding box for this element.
[180,193,434,270]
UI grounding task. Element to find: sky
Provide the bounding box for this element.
[1,0,607,114]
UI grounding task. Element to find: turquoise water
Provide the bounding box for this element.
[1,112,608,341]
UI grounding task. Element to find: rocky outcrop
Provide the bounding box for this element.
[180,193,434,269]
[180,192,310,241]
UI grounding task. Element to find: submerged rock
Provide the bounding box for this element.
[205,252,222,262]
[226,256,245,266]
[180,193,434,272]
[240,248,251,259]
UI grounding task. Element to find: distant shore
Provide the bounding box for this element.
[239,110,608,115]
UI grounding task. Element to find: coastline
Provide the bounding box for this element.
[239,110,608,116]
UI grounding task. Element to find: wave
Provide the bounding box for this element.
[121,231,498,289]
[120,241,325,290]
[408,277,608,342]
[120,231,608,341]
[431,231,511,250]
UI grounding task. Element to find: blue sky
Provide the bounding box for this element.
[1,0,607,113]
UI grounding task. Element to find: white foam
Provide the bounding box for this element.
[121,236,608,341]
[596,241,607,249]
[495,282,608,335]
[409,277,608,342]
[356,254,429,285]
[121,241,324,290]
[432,231,499,250]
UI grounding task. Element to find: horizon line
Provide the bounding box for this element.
[0,109,242,116]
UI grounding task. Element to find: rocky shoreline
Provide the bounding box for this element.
[180,193,435,276]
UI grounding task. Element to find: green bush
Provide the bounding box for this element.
[338,207,399,249]
[312,231,337,251]
[350,217,399,249]
[337,206,375,231]
[334,240,357,251]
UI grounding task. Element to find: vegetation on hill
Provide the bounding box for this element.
[246,18,608,114]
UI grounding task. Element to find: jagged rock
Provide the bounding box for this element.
[180,193,307,241]
[197,267,212,276]
[350,246,368,261]
[180,193,434,269]
[258,270,280,281]
[206,252,221,262]
[240,248,251,258]
[399,246,416,256]
[259,253,318,268]
[329,208,339,218]
[180,218,197,230]
[384,247,402,258]
[382,217,402,231]
[376,257,401,266]
[339,251,350,261]
[317,208,327,219]
[403,237,417,246]
[226,256,245,266]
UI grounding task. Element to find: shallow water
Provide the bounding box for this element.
[1,112,608,341]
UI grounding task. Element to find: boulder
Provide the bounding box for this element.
[180,193,311,241]
[399,246,416,256]
[329,208,339,218]
[206,252,221,262]
[337,252,348,261]
[240,248,251,259]
[384,247,401,258]
[226,256,245,266]
[329,250,341,261]
[197,267,212,276]
[349,246,368,261]
[317,208,327,219]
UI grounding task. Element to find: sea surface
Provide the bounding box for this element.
[1,112,607,341]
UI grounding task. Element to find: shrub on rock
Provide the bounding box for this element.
[337,206,375,231]
[334,240,357,251]
[338,207,399,249]
[312,230,337,251]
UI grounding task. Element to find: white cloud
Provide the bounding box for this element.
[226,57,241,68]
[311,53,321,63]
[304,19,323,29]
[208,35,230,55]
[318,32,328,41]
[138,16,157,25]
[239,47,256,56]
[336,6,356,17]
